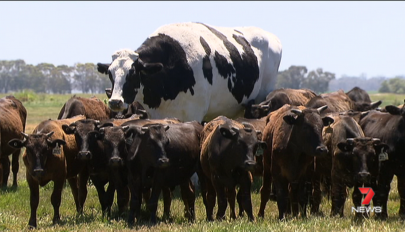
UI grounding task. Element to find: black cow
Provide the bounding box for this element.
[200,116,267,221]
[346,86,382,111]
[123,120,202,224]
[62,119,130,216]
[360,103,405,219]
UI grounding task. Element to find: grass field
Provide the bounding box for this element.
[0,92,405,231]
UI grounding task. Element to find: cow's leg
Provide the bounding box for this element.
[374,168,394,220]
[77,169,89,214]
[289,181,300,217]
[127,173,142,226]
[1,157,10,188]
[204,175,216,221]
[162,187,172,220]
[117,184,130,217]
[67,176,81,213]
[180,180,196,222]
[258,163,272,218]
[397,175,405,218]
[89,175,109,215]
[27,174,39,228]
[51,179,64,225]
[148,174,164,224]
[299,179,309,218]
[311,164,322,214]
[11,149,20,187]
[212,174,227,221]
[239,171,254,221]
[237,187,244,217]
[352,186,366,219]
[330,178,347,217]
[275,176,289,220]
[227,187,237,220]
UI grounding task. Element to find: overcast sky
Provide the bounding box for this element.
[2,1,405,78]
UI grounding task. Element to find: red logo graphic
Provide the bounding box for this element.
[359,187,375,205]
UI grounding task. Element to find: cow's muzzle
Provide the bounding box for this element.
[109,157,124,167]
[355,171,371,183]
[157,158,170,168]
[33,168,44,177]
[109,99,127,112]
[315,146,328,156]
[78,151,92,160]
[244,160,257,171]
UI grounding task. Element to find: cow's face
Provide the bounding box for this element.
[283,106,333,156]
[8,132,66,180]
[93,126,129,168]
[217,122,267,171]
[353,100,382,112]
[97,49,163,113]
[125,124,170,168]
[337,138,389,184]
[244,99,270,119]
[62,119,100,160]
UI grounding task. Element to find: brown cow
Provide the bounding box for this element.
[258,104,333,220]
[200,116,267,221]
[0,95,27,188]
[244,88,317,119]
[8,115,87,228]
[58,95,112,120]
[346,86,382,111]
[306,90,381,115]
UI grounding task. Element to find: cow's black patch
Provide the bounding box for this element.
[130,33,195,109]
[200,37,213,85]
[198,23,259,103]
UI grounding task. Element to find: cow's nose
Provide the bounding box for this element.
[109,157,123,167]
[357,171,371,181]
[109,99,124,111]
[33,168,44,177]
[244,160,256,171]
[78,151,92,160]
[316,146,328,155]
[157,158,170,168]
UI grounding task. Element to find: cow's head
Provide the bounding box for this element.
[283,105,334,156]
[8,132,66,180]
[97,49,163,112]
[62,119,101,160]
[337,138,389,184]
[90,125,129,168]
[384,100,405,117]
[352,100,382,112]
[124,124,170,168]
[244,99,270,119]
[214,121,267,171]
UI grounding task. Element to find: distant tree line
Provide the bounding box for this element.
[0,60,109,94]
[0,59,402,94]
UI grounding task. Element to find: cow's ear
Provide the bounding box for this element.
[385,105,401,115]
[370,100,382,109]
[374,143,389,156]
[48,139,66,148]
[8,139,26,149]
[258,141,267,150]
[105,88,112,99]
[337,141,354,152]
[322,116,334,127]
[97,63,110,75]
[62,124,75,134]
[283,114,297,125]
[219,126,238,139]
[137,109,148,119]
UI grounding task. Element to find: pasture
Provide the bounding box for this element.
[0,92,405,231]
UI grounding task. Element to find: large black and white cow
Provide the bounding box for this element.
[97,22,282,122]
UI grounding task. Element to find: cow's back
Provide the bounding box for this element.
[58,96,110,120]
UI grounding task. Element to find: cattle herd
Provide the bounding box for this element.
[1,22,404,229]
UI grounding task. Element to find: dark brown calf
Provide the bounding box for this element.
[8,115,87,228]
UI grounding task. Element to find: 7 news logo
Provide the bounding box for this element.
[351,187,382,213]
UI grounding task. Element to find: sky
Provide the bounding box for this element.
[1,1,405,79]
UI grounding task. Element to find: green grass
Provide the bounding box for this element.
[1,92,405,231]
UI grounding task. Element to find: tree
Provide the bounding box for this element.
[276,66,307,89]
[302,68,335,94]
